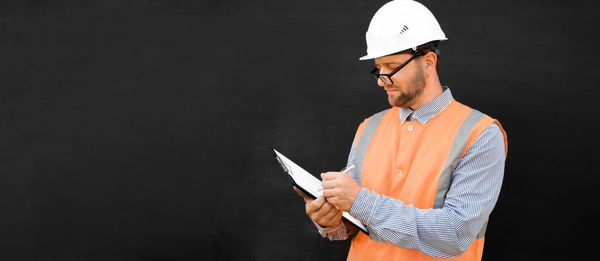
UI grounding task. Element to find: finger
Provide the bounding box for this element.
[315,204,338,226]
[306,201,324,222]
[322,180,335,190]
[320,201,334,213]
[324,207,340,220]
[293,186,312,202]
[331,210,343,223]
[328,196,346,211]
[326,197,338,208]
[310,196,327,211]
[323,208,342,225]
[321,172,338,181]
[309,201,329,221]
[308,207,323,222]
[293,186,307,197]
[322,188,337,199]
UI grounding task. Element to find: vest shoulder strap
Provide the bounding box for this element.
[352,109,389,185]
[433,109,485,208]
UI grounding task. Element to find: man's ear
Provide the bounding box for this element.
[423,52,437,71]
[422,52,437,77]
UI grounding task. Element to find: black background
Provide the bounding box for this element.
[1,0,598,260]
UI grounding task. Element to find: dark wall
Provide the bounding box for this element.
[0,0,597,260]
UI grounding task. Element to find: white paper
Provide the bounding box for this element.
[273,149,368,234]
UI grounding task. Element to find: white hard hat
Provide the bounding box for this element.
[359,0,447,60]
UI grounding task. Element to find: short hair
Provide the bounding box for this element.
[416,40,441,73]
[391,40,442,73]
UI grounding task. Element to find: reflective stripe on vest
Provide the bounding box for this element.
[433,109,484,209]
[352,109,389,186]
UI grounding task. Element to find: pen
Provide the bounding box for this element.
[340,164,356,174]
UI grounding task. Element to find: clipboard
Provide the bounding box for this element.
[271,147,369,235]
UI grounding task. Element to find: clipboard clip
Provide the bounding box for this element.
[275,156,291,175]
[272,149,297,185]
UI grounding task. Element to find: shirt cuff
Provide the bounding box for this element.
[349,187,378,225]
[312,220,347,240]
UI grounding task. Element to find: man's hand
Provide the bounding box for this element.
[321,171,361,212]
[294,186,343,227]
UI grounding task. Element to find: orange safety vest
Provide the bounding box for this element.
[347,100,507,261]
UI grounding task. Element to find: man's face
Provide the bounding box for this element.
[374,53,426,108]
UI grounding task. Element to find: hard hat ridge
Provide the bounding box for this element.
[360,0,447,60]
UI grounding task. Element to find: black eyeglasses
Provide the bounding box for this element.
[370,51,425,85]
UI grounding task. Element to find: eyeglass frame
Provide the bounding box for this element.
[370,51,426,85]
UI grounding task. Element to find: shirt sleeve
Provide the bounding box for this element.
[348,123,506,257]
[312,219,350,241]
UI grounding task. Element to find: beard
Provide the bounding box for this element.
[388,64,426,108]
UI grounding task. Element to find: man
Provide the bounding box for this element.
[295,0,507,260]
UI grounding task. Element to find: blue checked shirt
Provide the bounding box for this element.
[316,87,506,257]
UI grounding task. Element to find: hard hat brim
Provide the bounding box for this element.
[359,37,447,61]
[359,54,378,60]
[359,53,386,60]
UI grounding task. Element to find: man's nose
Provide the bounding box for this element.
[377,78,388,87]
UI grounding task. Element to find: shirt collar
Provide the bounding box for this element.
[399,86,453,125]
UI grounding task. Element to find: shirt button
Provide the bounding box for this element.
[397,170,403,176]
[407,125,414,131]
